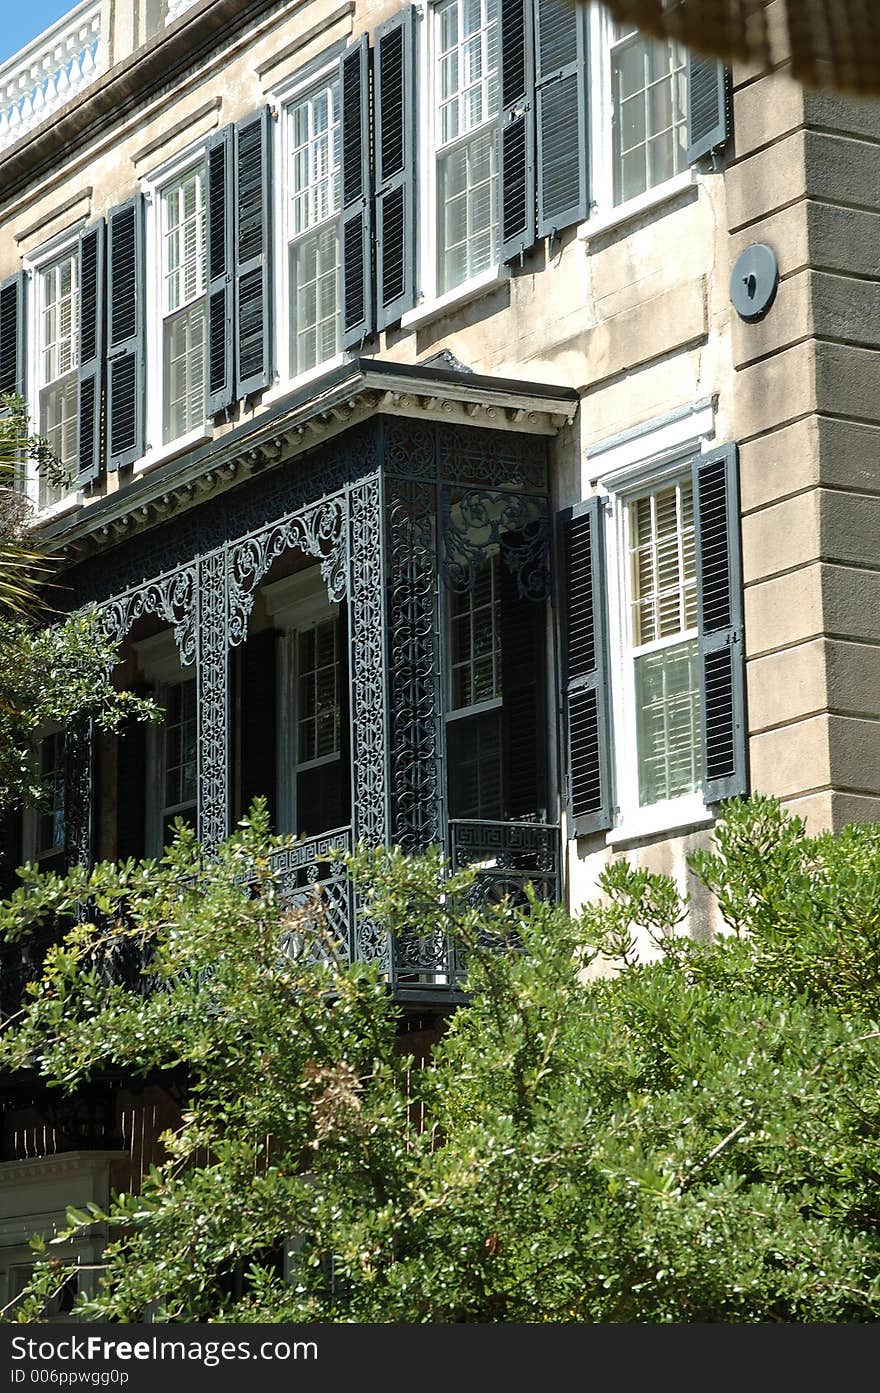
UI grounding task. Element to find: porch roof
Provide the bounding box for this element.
[40,356,580,563]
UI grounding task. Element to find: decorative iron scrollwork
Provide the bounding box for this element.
[388,480,442,855]
[99,565,197,666]
[226,496,348,647]
[443,491,551,600]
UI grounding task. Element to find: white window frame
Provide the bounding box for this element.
[407,0,507,329]
[587,403,716,844]
[141,139,212,473]
[581,2,695,240]
[265,50,349,404]
[263,569,344,838]
[22,224,87,518]
[134,630,197,857]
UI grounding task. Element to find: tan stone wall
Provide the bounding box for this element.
[728,51,880,836]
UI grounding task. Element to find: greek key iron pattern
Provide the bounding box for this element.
[349,472,391,971]
[388,479,442,856]
[196,550,230,853]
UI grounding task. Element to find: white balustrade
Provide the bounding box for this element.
[0,0,104,153]
[165,0,201,22]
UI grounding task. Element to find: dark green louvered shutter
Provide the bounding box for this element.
[500,0,536,263]
[238,628,277,828]
[106,196,145,470]
[565,498,612,837]
[686,55,730,164]
[535,0,588,239]
[340,35,374,349]
[234,108,273,398]
[206,124,235,416]
[117,690,149,861]
[693,443,748,804]
[373,6,417,332]
[0,271,26,404]
[500,547,545,821]
[76,220,105,486]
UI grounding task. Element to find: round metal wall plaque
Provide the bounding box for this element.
[730,243,779,322]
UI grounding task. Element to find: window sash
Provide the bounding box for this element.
[161,168,206,316]
[287,83,341,237]
[163,299,207,443]
[295,617,342,770]
[609,23,688,206]
[162,678,197,820]
[622,475,702,808]
[288,227,340,378]
[434,0,500,295]
[39,371,79,495]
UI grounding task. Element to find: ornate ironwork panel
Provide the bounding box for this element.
[387,479,442,856]
[437,422,549,492]
[348,471,391,972]
[227,495,348,647]
[443,490,551,601]
[63,719,94,869]
[196,550,230,852]
[98,564,197,666]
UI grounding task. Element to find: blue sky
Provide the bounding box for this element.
[0,1,81,68]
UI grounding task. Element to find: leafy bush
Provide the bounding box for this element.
[1,796,879,1323]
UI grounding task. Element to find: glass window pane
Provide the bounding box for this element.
[635,641,700,805]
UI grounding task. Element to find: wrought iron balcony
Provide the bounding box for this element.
[0,0,104,153]
[0,821,561,1019]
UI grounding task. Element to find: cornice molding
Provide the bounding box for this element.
[37,360,579,566]
[0,0,286,211]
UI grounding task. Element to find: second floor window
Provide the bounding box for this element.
[434,0,500,294]
[609,19,689,205]
[37,250,79,508]
[287,80,341,377]
[161,165,207,443]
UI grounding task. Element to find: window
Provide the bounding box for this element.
[446,553,504,820]
[433,0,500,294]
[294,616,346,834]
[36,250,79,508]
[160,165,207,443]
[609,20,688,205]
[159,677,197,845]
[586,6,691,219]
[286,78,341,377]
[21,729,65,871]
[626,478,700,806]
[160,677,197,842]
[264,571,350,839]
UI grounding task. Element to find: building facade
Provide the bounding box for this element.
[0,0,879,1306]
